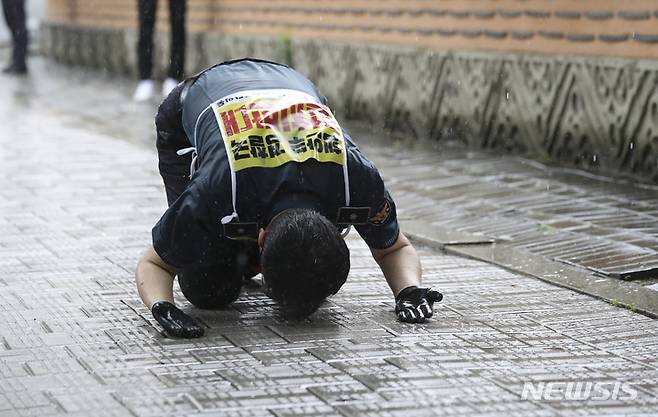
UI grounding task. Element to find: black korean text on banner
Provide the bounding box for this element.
[212,89,345,171]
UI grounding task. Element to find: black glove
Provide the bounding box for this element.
[395,286,443,323]
[151,301,205,338]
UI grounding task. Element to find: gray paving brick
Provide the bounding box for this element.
[47,390,128,414]
[223,326,288,347]
[188,346,256,365]
[335,401,471,417]
[217,362,348,389]
[184,386,323,412]
[272,405,343,417]
[307,381,383,404]
[0,405,62,417]
[116,387,198,417]
[328,358,404,376]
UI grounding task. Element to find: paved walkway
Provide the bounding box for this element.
[1,58,657,416]
[355,131,658,318]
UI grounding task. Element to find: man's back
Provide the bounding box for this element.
[153,59,399,269]
[181,59,326,147]
[135,59,439,338]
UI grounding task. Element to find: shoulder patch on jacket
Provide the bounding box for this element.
[369,200,391,225]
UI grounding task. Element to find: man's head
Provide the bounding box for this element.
[259,208,350,319]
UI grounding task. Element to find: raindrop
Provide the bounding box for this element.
[629,142,634,150]
[592,155,597,162]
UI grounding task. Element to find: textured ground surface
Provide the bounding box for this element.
[0,58,657,416]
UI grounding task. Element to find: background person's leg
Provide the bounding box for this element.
[137,0,157,80]
[134,0,157,100]
[167,0,186,81]
[1,0,28,73]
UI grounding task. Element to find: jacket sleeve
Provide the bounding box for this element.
[151,179,215,268]
[347,141,400,250]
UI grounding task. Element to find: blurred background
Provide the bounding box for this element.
[0,0,43,46]
[17,1,658,182]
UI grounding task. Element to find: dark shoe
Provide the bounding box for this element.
[2,64,27,75]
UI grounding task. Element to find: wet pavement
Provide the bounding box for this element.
[1,57,658,416]
[365,145,658,281]
[356,138,658,318]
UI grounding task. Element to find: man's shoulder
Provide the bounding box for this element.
[202,58,290,73]
[346,144,381,181]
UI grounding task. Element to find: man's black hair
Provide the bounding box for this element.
[261,208,350,319]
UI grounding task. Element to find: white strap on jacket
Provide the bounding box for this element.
[207,92,351,228]
[212,101,240,225]
[176,147,198,178]
[216,133,351,228]
[176,103,214,179]
[340,129,351,237]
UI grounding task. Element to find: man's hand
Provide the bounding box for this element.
[151,301,205,338]
[395,286,443,323]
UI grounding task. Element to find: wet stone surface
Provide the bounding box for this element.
[0,58,657,416]
[359,143,658,281]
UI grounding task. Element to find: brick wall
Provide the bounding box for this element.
[46,0,216,31]
[46,0,658,59]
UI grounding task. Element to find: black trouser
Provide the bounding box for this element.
[137,0,186,80]
[1,0,27,69]
[155,85,259,309]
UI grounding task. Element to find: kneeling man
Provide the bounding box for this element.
[135,58,442,337]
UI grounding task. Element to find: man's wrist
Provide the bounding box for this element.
[151,300,175,312]
[149,299,174,310]
[395,285,418,300]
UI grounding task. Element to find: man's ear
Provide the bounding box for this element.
[257,227,266,250]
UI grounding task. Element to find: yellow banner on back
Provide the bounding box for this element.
[212,89,345,172]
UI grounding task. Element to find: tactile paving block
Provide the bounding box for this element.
[222,326,289,347]
[183,386,323,412]
[268,322,391,343]
[307,381,383,404]
[187,346,255,365]
[46,390,128,415]
[335,400,459,417]
[271,404,343,417]
[150,366,231,389]
[328,358,405,377]
[216,361,348,389]
[114,387,198,417]
[377,383,519,405]
[246,346,322,366]
[306,339,434,363]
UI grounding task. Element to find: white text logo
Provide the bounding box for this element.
[521,381,638,401]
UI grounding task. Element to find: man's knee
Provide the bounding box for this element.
[177,267,242,309]
[181,285,241,310]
